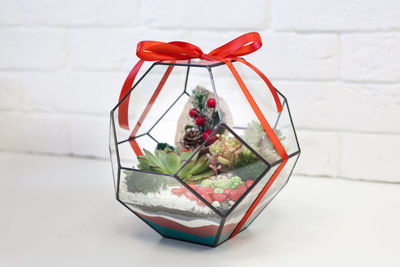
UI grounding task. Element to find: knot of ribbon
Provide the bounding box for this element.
[116,32,289,239]
[136,31,262,61]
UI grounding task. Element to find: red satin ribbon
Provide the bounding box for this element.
[117,32,289,239]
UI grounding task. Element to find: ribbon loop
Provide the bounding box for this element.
[136,41,203,61]
[208,32,262,58]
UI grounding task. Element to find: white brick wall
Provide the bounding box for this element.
[272,0,400,32]
[193,31,340,80]
[141,0,269,30]
[0,0,399,183]
[0,29,67,70]
[341,33,400,82]
[19,0,140,27]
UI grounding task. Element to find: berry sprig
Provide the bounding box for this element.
[185,86,219,145]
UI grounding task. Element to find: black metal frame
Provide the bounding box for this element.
[109,59,301,247]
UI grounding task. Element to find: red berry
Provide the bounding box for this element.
[206,135,218,145]
[203,129,218,145]
[195,116,206,126]
[189,108,199,118]
[203,129,213,139]
[207,98,216,108]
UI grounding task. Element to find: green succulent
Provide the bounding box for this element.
[242,121,285,162]
[200,175,244,191]
[209,133,243,167]
[242,121,266,149]
[230,176,244,188]
[232,146,257,168]
[137,148,214,182]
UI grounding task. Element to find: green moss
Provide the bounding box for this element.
[231,160,267,181]
[124,170,169,194]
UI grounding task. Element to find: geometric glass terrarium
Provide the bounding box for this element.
[110,58,300,247]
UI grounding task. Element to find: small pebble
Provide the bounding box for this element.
[212,201,221,208]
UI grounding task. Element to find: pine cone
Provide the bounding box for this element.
[182,128,204,149]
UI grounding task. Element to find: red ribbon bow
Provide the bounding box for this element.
[117,32,288,238]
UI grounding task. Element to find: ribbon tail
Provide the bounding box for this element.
[118,59,145,130]
[221,59,289,239]
[233,57,283,113]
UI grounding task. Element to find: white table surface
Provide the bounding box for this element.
[0,152,399,267]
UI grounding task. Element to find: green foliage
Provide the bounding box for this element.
[228,144,267,181]
[190,86,220,132]
[211,111,220,128]
[230,176,244,188]
[242,121,266,149]
[137,149,214,183]
[184,125,195,131]
[231,160,267,181]
[124,170,168,194]
[191,86,208,114]
[200,175,244,191]
[242,120,285,162]
[156,143,175,151]
[232,147,258,169]
[209,133,243,167]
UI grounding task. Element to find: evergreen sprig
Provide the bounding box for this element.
[191,86,208,114]
[190,86,220,132]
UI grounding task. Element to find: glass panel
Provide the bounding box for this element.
[109,114,119,194]
[177,124,269,217]
[210,62,287,164]
[117,65,224,177]
[148,94,190,148]
[272,100,300,157]
[238,153,300,232]
[113,64,186,143]
[216,164,279,245]
[135,64,187,138]
[118,169,222,246]
[117,135,157,169]
[231,62,285,126]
